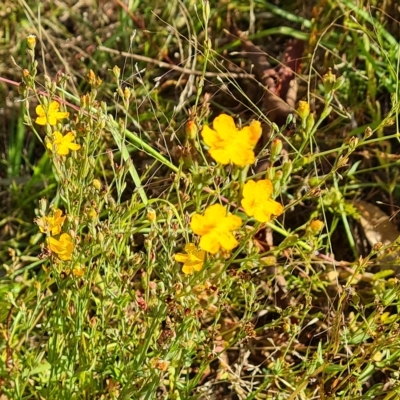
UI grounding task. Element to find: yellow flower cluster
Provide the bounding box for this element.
[175,189,283,275]
[36,209,74,261]
[36,101,80,156]
[175,114,286,275]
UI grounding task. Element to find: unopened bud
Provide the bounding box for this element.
[305,113,315,132]
[282,160,292,181]
[112,65,120,80]
[297,101,310,121]
[203,0,211,21]
[26,35,36,50]
[186,120,198,140]
[364,126,373,139]
[323,69,336,93]
[92,179,102,191]
[308,220,325,235]
[124,87,131,101]
[87,69,96,85]
[348,136,359,151]
[147,208,156,223]
[270,138,283,160]
[88,208,97,220]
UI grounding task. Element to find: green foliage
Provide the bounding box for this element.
[2,0,400,399]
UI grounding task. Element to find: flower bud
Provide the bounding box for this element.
[186,120,198,140]
[270,138,283,160]
[323,69,336,93]
[308,219,324,235]
[305,113,315,132]
[297,101,310,121]
[27,35,36,50]
[112,65,120,80]
[364,126,373,139]
[87,69,96,85]
[124,87,131,101]
[203,0,211,21]
[147,208,156,223]
[92,179,102,191]
[88,208,97,221]
[282,160,292,181]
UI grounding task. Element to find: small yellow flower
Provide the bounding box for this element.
[297,101,310,121]
[35,101,69,126]
[47,233,74,261]
[201,114,262,166]
[191,204,242,254]
[36,209,66,236]
[308,219,324,235]
[26,34,36,50]
[175,243,205,275]
[72,265,85,277]
[146,208,156,223]
[241,180,284,223]
[47,131,81,156]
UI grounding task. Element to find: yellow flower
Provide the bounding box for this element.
[35,101,69,125]
[191,204,242,254]
[36,209,66,236]
[297,100,310,121]
[241,179,284,223]
[47,233,74,261]
[26,34,36,50]
[201,114,262,166]
[47,131,81,156]
[175,243,205,275]
[308,219,325,235]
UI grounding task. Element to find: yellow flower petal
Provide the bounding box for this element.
[218,231,239,251]
[209,148,231,165]
[200,233,221,254]
[175,253,189,263]
[241,120,262,146]
[242,180,256,199]
[203,203,226,221]
[49,101,60,112]
[255,179,273,198]
[220,215,242,232]
[201,125,221,149]
[47,233,74,260]
[182,264,194,275]
[184,243,197,254]
[229,146,255,167]
[212,114,237,140]
[266,199,284,216]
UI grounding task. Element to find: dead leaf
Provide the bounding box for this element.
[353,200,400,273]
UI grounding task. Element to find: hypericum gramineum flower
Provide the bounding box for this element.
[36,209,66,236]
[35,101,69,126]
[47,233,74,261]
[191,204,242,254]
[47,131,81,156]
[201,114,262,167]
[241,179,284,223]
[175,243,205,275]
